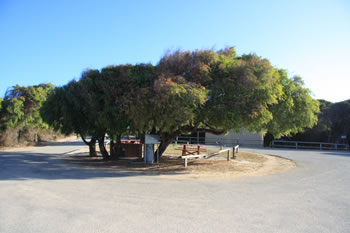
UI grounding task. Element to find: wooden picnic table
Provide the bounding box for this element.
[175,144,207,156]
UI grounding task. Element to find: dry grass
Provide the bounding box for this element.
[67,147,295,179]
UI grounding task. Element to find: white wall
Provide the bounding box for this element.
[205,130,263,147]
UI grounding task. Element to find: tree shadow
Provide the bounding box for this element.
[0,150,171,181]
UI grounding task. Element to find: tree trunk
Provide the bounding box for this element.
[81,135,97,157]
[116,137,124,157]
[154,134,177,159]
[88,138,97,157]
[110,140,116,159]
[110,135,124,160]
[98,136,109,160]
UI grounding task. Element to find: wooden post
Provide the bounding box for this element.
[182,145,186,156]
[227,150,230,161]
[197,145,200,155]
[157,144,160,164]
[139,144,143,160]
[184,157,188,167]
[233,147,236,159]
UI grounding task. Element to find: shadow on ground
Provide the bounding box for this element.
[37,140,86,147]
[0,150,181,181]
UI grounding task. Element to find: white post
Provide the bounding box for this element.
[145,144,154,164]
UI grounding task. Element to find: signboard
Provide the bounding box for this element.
[144,134,161,144]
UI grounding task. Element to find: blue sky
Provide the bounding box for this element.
[1,0,349,102]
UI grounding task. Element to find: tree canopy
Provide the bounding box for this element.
[41,47,320,159]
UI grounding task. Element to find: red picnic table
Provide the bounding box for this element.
[176,144,207,156]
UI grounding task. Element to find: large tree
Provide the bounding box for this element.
[41,47,320,160]
[128,48,319,157]
[99,64,155,159]
[41,77,104,157]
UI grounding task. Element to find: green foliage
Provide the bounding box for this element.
[265,71,320,138]
[280,99,350,145]
[42,71,106,138]
[129,75,208,134]
[41,47,320,157]
[125,48,319,156]
[0,84,54,146]
[1,84,53,129]
[99,64,155,139]
[132,48,317,139]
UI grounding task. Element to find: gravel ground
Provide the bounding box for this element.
[0,140,349,233]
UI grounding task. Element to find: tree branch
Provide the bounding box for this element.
[196,128,226,135]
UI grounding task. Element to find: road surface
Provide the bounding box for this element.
[0,140,349,233]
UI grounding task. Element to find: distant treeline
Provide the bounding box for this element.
[265,99,350,146]
[284,99,350,144]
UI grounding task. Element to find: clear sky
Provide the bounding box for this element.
[1,0,349,102]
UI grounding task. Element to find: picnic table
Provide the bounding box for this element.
[175,144,207,156]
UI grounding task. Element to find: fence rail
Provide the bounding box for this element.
[272,140,349,150]
[174,136,261,147]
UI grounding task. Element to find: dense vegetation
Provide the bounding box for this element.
[0,84,59,146]
[40,48,319,160]
[279,99,350,145]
